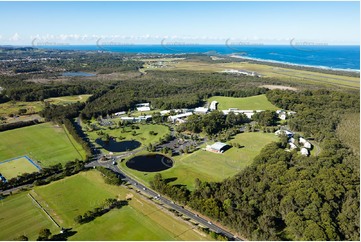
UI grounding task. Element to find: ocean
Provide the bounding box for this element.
[37,45,360,71]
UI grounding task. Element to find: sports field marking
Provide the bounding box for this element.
[0,156,40,180]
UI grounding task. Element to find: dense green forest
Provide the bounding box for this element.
[151,89,360,241]
[80,70,271,118]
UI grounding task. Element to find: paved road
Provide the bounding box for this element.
[81,120,240,240]
[85,158,241,241]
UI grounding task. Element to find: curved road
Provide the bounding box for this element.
[85,157,241,241]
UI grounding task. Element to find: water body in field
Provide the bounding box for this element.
[62,72,96,77]
[95,138,141,152]
[126,154,173,172]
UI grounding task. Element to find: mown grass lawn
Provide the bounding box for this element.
[0,122,85,167]
[0,193,58,241]
[84,123,170,154]
[121,132,279,190]
[0,157,39,179]
[207,94,279,111]
[32,170,210,241]
[44,94,92,105]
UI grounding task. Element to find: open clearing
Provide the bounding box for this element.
[32,171,210,241]
[207,94,279,111]
[0,101,43,117]
[44,94,92,105]
[0,123,85,167]
[0,156,39,179]
[121,132,278,190]
[148,60,359,89]
[0,193,58,241]
[84,123,170,154]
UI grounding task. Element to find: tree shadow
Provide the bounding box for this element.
[164,177,178,184]
[50,228,77,241]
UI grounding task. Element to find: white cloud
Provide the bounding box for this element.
[9,33,20,42]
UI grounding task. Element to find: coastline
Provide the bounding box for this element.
[228,54,360,73]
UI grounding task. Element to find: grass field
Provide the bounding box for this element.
[121,132,279,190]
[207,94,279,111]
[44,95,92,105]
[85,123,170,154]
[0,101,43,117]
[0,193,58,240]
[337,113,360,155]
[32,171,210,241]
[0,157,39,179]
[148,60,360,89]
[0,123,85,167]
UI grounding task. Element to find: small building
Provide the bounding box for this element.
[275,129,294,137]
[222,109,263,119]
[136,103,151,112]
[206,142,230,153]
[300,148,309,156]
[303,141,312,149]
[194,107,208,114]
[160,110,171,116]
[120,115,152,123]
[299,137,307,144]
[209,101,218,111]
[136,106,151,112]
[120,117,136,123]
[114,111,126,116]
[289,143,297,150]
[280,114,287,120]
[168,112,193,123]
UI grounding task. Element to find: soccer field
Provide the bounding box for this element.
[0,193,58,241]
[32,171,210,240]
[207,94,279,111]
[0,156,39,179]
[0,123,85,167]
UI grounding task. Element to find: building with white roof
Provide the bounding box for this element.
[206,142,230,153]
[114,111,126,116]
[275,129,294,137]
[209,101,218,111]
[194,107,208,114]
[303,141,312,149]
[299,137,307,144]
[300,148,309,156]
[168,112,193,123]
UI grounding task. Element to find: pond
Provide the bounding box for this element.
[126,154,174,172]
[95,138,141,152]
[62,72,96,77]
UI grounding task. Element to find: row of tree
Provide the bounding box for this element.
[178,110,249,135]
[74,198,128,224]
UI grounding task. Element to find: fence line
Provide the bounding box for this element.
[28,193,60,228]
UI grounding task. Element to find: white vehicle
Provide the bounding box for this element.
[143,187,146,190]
[208,221,212,225]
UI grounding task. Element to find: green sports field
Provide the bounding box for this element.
[0,193,58,241]
[207,94,279,111]
[0,123,85,167]
[121,132,279,190]
[44,94,92,105]
[0,157,39,179]
[32,171,210,240]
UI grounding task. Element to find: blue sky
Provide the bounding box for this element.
[0,1,359,45]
